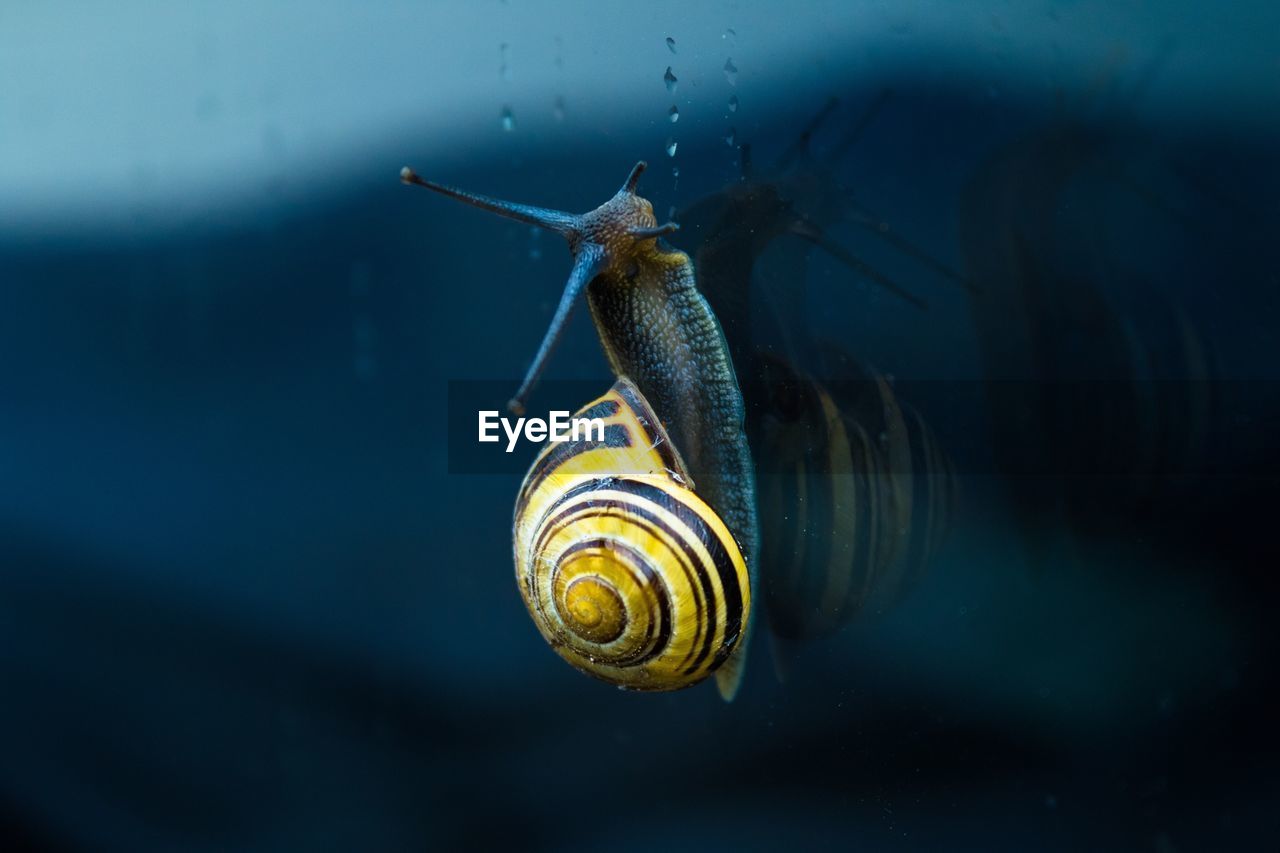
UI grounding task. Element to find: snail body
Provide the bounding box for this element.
[401,162,758,699]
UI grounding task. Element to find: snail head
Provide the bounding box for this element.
[400,161,678,414]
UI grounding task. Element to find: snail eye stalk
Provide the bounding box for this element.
[399,167,580,238]
[507,244,607,416]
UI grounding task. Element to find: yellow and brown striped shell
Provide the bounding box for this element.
[513,378,751,691]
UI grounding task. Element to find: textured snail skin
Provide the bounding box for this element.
[514,379,750,691]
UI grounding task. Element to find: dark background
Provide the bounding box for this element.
[2,3,1278,850]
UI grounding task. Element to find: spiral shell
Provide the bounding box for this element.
[514,378,751,691]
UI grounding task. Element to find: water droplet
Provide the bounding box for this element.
[723,27,737,45]
[500,106,515,131]
[725,127,737,147]
[499,43,511,81]
[663,67,678,93]
[528,226,542,260]
[728,94,739,112]
[665,137,678,157]
[723,58,738,86]
[668,105,679,123]
[665,37,676,53]
[553,95,566,122]
[672,166,680,178]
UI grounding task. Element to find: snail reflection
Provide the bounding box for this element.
[959,71,1220,563]
[679,98,959,665]
[752,350,955,649]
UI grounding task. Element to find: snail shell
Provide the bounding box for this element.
[514,378,751,691]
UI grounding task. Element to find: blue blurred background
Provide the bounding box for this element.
[2,2,1278,850]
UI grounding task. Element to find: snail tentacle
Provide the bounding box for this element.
[508,243,607,415]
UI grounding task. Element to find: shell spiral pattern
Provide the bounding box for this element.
[514,378,751,691]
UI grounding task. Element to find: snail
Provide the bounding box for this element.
[400,161,759,699]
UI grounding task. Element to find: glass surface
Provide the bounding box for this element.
[2,2,1277,849]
